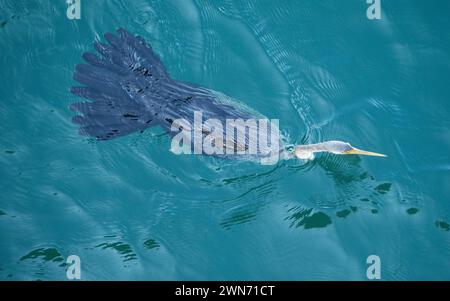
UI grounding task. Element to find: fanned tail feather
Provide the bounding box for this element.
[70,28,169,140]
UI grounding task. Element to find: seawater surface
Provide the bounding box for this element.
[1,0,450,280]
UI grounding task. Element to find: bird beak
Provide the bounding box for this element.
[343,147,387,157]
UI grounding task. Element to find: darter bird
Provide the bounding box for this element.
[70,29,386,163]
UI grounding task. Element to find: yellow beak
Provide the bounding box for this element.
[344,147,387,157]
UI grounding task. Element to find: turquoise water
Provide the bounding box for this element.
[1,0,450,280]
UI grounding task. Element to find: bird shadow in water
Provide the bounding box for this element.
[285,153,393,230]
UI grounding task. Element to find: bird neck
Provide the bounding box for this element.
[295,142,331,153]
[293,141,337,160]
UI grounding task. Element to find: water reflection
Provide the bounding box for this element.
[20,248,64,264]
[286,206,332,229]
[95,241,138,263]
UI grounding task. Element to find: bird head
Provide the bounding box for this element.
[294,140,386,159]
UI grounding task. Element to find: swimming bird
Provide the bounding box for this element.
[70,28,386,163]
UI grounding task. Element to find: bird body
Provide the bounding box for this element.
[70,29,386,162]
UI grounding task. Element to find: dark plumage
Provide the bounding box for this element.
[70,28,259,142]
